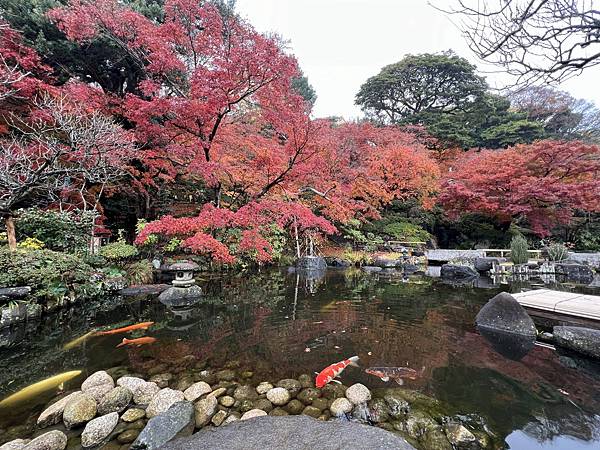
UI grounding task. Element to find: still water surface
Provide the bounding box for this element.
[1,268,600,449]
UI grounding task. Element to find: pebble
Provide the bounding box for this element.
[37,392,82,428]
[121,408,146,423]
[266,387,290,406]
[297,388,321,405]
[0,439,29,450]
[117,429,139,444]
[330,398,353,416]
[276,379,302,397]
[183,382,212,402]
[240,409,267,421]
[219,396,235,407]
[148,373,173,389]
[81,412,119,448]
[253,398,273,413]
[194,396,218,427]
[233,385,259,401]
[222,415,239,426]
[345,383,371,405]
[216,370,236,382]
[23,430,67,450]
[256,382,273,395]
[133,382,160,405]
[116,377,146,393]
[207,388,226,399]
[97,387,132,415]
[269,407,288,416]
[285,399,304,415]
[146,388,185,418]
[302,406,321,418]
[81,371,114,392]
[63,393,97,429]
[211,410,228,426]
[298,374,314,388]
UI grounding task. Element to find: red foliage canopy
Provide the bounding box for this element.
[439,141,600,236]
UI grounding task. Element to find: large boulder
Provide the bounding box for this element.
[131,401,194,450]
[0,287,31,301]
[296,256,327,271]
[324,257,351,268]
[553,326,600,360]
[475,292,536,337]
[161,415,415,450]
[440,265,479,283]
[474,257,506,273]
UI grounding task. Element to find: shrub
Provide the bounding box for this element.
[125,260,154,285]
[14,208,95,253]
[17,237,45,250]
[510,235,529,265]
[343,250,372,266]
[100,239,139,262]
[547,243,569,262]
[382,221,432,242]
[0,248,100,301]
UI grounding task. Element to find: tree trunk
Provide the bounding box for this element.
[5,215,17,251]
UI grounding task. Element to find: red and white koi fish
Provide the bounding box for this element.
[97,322,154,336]
[116,337,157,348]
[365,366,424,385]
[315,356,359,388]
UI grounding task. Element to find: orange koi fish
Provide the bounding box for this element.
[116,337,157,348]
[315,356,359,388]
[96,322,154,336]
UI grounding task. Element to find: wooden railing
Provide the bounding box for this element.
[479,249,543,260]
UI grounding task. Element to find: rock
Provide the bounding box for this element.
[211,410,228,426]
[444,422,477,448]
[121,408,146,423]
[173,376,194,392]
[116,377,146,393]
[361,266,382,273]
[384,394,409,419]
[325,257,351,268]
[81,412,119,448]
[132,401,194,450]
[146,388,185,419]
[296,388,320,405]
[372,257,401,268]
[238,400,254,413]
[253,399,273,413]
[63,393,97,429]
[285,399,304,415]
[207,388,226,399]
[215,370,236,382]
[321,384,347,399]
[554,326,600,360]
[0,287,31,301]
[276,379,302,397]
[23,431,67,450]
[266,387,290,406]
[194,396,218,427]
[476,292,536,337]
[345,383,371,405]
[440,264,479,282]
[117,429,140,444]
[555,263,594,283]
[37,392,82,428]
[158,285,203,307]
[233,385,258,401]
[240,409,268,421]
[0,439,29,450]
[269,408,289,417]
[222,415,239,426]
[474,257,505,273]
[329,398,353,416]
[81,371,114,392]
[297,374,314,389]
[97,387,132,415]
[149,373,173,389]
[161,416,416,450]
[367,398,389,423]
[83,384,114,402]
[311,398,329,411]
[296,256,327,271]
[183,382,212,402]
[479,326,535,361]
[134,382,160,405]
[255,382,273,395]
[301,406,321,418]
[219,396,235,408]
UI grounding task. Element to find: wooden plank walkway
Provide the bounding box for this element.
[513,289,600,321]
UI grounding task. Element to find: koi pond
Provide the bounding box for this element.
[1,268,600,449]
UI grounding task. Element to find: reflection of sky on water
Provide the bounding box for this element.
[507,430,600,450]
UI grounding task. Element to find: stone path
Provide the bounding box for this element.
[514,289,600,321]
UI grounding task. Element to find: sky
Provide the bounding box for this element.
[236,0,600,119]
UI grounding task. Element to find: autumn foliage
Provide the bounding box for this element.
[439,141,600,236]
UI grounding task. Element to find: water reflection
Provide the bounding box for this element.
[0,269,599,449]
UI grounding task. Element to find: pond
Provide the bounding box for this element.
[1,268,600,449]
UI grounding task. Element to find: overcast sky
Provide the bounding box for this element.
[236,0,600,119]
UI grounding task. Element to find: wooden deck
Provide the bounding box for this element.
[513,289,600,321]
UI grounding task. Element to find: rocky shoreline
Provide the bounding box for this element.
[0,361,501,450]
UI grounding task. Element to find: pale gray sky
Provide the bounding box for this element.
[236,0,600,119]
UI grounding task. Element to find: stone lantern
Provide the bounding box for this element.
[169,260,199,287]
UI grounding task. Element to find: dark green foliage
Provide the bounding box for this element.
[124,260,154,285]
[292,74,317,105]
[0,248,101,301]
[510,235,529,264]
[434,214,511,249]
[99,239,139,261]
[15,208,95,253]
[381,221,432,242]
[356,51,487,124]
[573,222,600,251]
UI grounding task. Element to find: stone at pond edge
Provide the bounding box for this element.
[276,379,302,397]
[440,264,479,282]
[160,415,416,450]
[63,393,97,429]
[81,371,114,392]
[345,383,371,405]
[475,292,536,337]
[211,410,228,426]
[285,399,304,415]
[219,396,235,408]
[131,401,194,450]
[233,385,258,401]
[554,326,600,360]
[266,387,290,406]
[117,429,140,444]
[97,387,132,415]
[194,396,218,428]
[23,430,67,450]
[240,409,268,420]
[146,388,184,418]
[81,412,119,448]
[121,408,146,423]
[183,382,212,402]
[479,326,535,361]
[296,388,320,405]
[134,382,160,405]
[255,382,273,395]
[37,392,82,428]
[444,422,478,448]
[296,256,327,271]
[0,439,29,450]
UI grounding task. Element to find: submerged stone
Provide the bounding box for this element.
[132,401,194,450]
[81,412,119,448]
[554,326,600,360]
[24,430,67,450]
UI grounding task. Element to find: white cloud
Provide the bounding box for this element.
[236,0,600,119]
